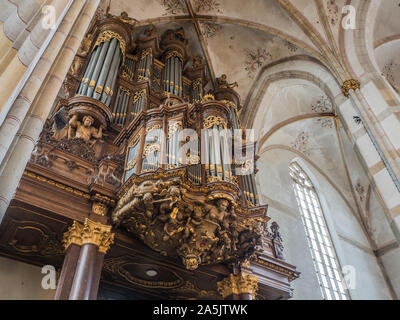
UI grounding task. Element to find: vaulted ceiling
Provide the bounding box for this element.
[103,0,398,104]
[373,0,400,93]
[103,0,356,106]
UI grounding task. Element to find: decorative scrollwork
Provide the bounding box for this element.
[133,89,146,103]
[143,143,160,158]
[141,48,153,60]
[94,30,126,61]
[165,50,183,61]
[203,116,227,129]
[168,121,182,138]
[146,124,162,134]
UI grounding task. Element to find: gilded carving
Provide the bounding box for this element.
[203,116,227,129]
[92,202,108,216]
[217,273,258,298]
[94,30,126,60]
[63,219,114,254]
[112,174,265,270]
[63,220,84,249]
[202,93,215,102]
[165,50,183,61]
[342,79,360,97]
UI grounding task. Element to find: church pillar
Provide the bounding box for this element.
[217,273,258,301]
[341,80,400,239]
[55,220,84,300]
[0,0,70,120]
[69,243,100,300]
[0,0,101,220]
[54,243,81,300]
[55,219,114,300]
[0,0,81,165]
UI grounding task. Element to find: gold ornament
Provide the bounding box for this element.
[133,89,146,103]
[202,93,215,102]
[165,50,183,61]
[62,221,84,249]
[92,202,108,216]
[81,219,114,253]
[217,273,258,298]
[203,116,227,129]
[141,48,153,60]
[342,79,360,97]
[94,30,126,62]
[63,219,114,254]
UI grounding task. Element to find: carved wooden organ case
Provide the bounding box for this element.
[18,13,299,299]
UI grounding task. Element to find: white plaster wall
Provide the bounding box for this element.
[380,247,400,296]
[0,256,55,300]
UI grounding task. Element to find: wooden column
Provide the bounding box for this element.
[69,243,99,300]
[89,251,106,300]
[54,244,81,300]
[217,273,258,301]
[55,219,114,300]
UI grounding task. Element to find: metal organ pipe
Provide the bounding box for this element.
[102,45,122,106]
[78,37,122,104]
[78,45,101,95]
[112,89,121,124]
[93,38,118,100]
[87,41,110,97]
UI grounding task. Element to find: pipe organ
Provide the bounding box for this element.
[29,14,298,300]
[66,23,267,264]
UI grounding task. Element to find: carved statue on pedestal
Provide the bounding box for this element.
[270,221,285,260]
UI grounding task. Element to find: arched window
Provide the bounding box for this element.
[289,161,349,300]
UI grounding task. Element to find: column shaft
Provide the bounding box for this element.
[89,252,105,300]
[54,244,81,300]
[69,243,98,300]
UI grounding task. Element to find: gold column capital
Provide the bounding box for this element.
[342,79,360,97]
[62,219,114,254]
[63,221,84,249]
[217,273,258,299]
[82,219,114,253]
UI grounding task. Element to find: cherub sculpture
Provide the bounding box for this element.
[206,199,231,229]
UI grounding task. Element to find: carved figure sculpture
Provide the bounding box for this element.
[216,74,238,89]
[271,221,285,260]
[112,177,265,270]
[68,113,104,145]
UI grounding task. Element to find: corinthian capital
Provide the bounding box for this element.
[63,219,114,254]
[217,273,258,299]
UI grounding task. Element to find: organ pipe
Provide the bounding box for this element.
[77,36,123,105]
